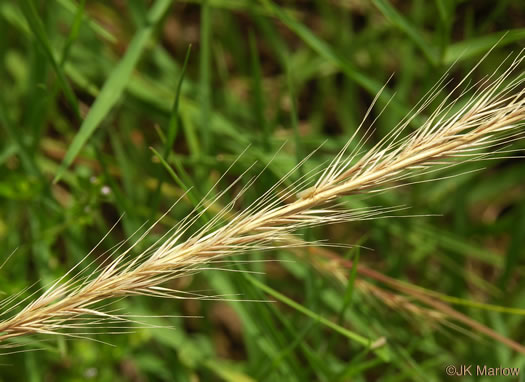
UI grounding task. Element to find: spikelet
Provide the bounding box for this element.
[0,52,523,348]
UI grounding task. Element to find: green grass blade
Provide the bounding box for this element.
[286,64,302,175]
[259,0,387,97]
[55,0,117,43]
[499,203,525,289]
[338,248,360,323]
[164,45,192,158]
[199,0,212,154]
[249,31,270,151]
[443,29,525,64]
[59,0,86,67]
[151,44,192,211]
[53,0,173,182]
[150,147,210,223]
[0,100,39,177]
[246,274,390,361]
[373,0,438,65]
[19,0,80,119]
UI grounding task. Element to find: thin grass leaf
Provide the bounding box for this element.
[53,0,173,182]
[246,274,391,361]
[443,29,525,64]
[19,0,80,119]
[55,0,117,43]
[59,0,86,67]
[499,202,525,289]
[249,31,270,151]
[337,356,385,381]
[338,247,360,323]
[199,0,212,154]
[258,0,398,106]
[204,359,256,382]
[0,99,40,177]
[151,45,192,212]
[373,0,438,66]
[208,272,300,378]
[150,147,209,223]
[164,45,192,158]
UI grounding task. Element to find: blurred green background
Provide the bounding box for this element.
[1,0,525,381]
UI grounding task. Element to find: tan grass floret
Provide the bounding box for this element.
[0,52,524,348]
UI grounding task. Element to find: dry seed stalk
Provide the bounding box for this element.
[0,53,524,347]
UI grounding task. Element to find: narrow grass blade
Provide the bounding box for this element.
[443,29,525,64]
[59,0,86,67]
[19,0,80,119]
[259,0,388,97]
[285,65,303,175]
[199,0,212,154]
[55,0,117,43]
[151,44,192,211]
[0,99,40,177]
[373,0,438,66]
[338,248,360,323]
[246,274,390,361]
[53,0,173,183]
[164,45,192,158]
[499,203,525,289]
[150,147,210,223]
[249,31,270,151]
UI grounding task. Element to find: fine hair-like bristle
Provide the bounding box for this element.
[0,52,523,349]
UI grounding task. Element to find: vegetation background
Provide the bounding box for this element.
[0,0,525,381]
